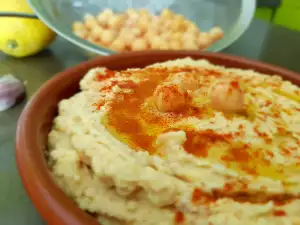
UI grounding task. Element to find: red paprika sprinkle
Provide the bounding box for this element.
[92,101,105,110]
[265,100,272,106]
[95,69,116,81]
[223,183,234,191]
[230,80,239,88]
[273,210,286,217]
[174,211,185,224]
[192,188,203,203]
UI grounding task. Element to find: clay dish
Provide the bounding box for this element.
[15,51,300,225]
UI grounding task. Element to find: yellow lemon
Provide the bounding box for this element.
[0,0,56,58]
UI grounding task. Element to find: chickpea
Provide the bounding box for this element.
[110,38,126,51]
[107,14,125,29]
[186,22,200,35]
[181,33,198,50]
[160,32,172,42]
[210,79,244,112]
[182,32,197,42]
[101,29,116,45]
[144,30,158,41]
[171,15,185,31]
[149,36,167,49]
[74,29,88,39]
[137,17,150,33]
[179,20,188,31]
[126,8,139,20]
[154,82,188,112]
[148,19,161,34]
[170,19,182,32]
[125,8,134,14]
[72,21,88,39]
[167,72,199,91]
[72,21,86,32]
[84,14,98,30]
[162,19,173,29]
[126,8,138,16]
[94,40,109,48]
[158,44,169,50]
[172,32,182,41]
[96,13,106,26]
[208,26,224,41]
[138,8,151,18]
[102,8,114,17]
[152,15,160,23]
[90,26,104,40]
[197,32,213,49]
[86,36,97,44]
[124,17,136,28]
[160,8,174,20]
[97,9,113,26]
[119,29,136,45]
[131,38,148,51]
[183,41,198,50]
[131,27,142,37]
[169,40,182,50]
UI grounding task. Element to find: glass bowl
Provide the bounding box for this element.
[27,0,256,56]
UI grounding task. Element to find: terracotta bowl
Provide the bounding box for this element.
[15,51,300,225]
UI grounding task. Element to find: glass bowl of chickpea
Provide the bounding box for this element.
[27,0,256,56]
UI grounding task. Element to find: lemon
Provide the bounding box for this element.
[0,0,56,58]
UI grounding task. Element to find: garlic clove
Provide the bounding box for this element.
[0,74,25,111]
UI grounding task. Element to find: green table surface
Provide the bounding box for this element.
[0,19,299,225]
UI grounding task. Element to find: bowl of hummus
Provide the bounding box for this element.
[16,51,300,225]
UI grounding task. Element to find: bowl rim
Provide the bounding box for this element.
[27,0,256,55]
[15,51,300,225]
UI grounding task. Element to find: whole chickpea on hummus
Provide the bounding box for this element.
[48,58,300,225]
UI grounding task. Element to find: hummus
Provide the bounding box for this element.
[48,58,300,225]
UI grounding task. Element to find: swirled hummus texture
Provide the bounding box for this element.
[48,58,300,225]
